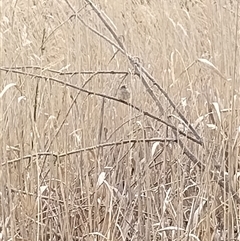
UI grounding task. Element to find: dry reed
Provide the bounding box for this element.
[1,0,240,240]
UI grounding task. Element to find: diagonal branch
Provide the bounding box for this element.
[0,67,201,145]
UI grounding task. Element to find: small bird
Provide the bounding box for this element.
[118,85,130,101]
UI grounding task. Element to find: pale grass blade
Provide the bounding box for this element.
[212,102,221,124]
[151,142,160,156]
[198,58,227,80]
[97,172,106,188]
[0,83,16,98]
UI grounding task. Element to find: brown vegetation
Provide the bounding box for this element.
[1,0,240,240]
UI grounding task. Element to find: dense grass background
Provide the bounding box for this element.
[1,0,240,240]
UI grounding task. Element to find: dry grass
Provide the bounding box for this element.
[1,0,240,240]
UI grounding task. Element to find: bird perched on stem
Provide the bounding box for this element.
[118,85,130,101]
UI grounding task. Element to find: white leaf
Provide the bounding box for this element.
[21,24,32,46]
[198,58,217,70]
[18,96,26,103]
[212,102,221,123]
[39,185,48,194]
[206,124,217,130]
[181,97,187,108]
[136,121,143,128]
[59,64,71,71]
[97,172,106,188]
[0,83,16,98]
[151,142,159,156]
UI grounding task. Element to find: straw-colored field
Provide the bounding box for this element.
[1,0,240,240]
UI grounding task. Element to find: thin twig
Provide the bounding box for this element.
[3,137,177,166]
[2,66,128,76]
